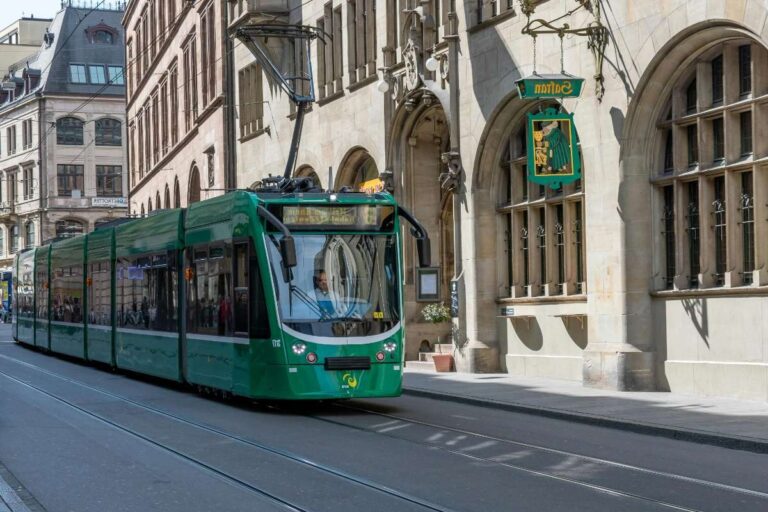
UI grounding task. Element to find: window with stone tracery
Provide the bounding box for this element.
[655,40,768,290]
[496,105,586,299]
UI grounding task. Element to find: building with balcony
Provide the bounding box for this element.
[122,0,235,216]
[230,0,768,401]
[0,3,127,267]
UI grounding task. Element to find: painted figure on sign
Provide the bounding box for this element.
[541,121,571,173]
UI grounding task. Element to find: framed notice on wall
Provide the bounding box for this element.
[416,267,440,302]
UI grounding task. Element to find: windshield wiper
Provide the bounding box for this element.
[289,285,332,321]
[319,315,365,323]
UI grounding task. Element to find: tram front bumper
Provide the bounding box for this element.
[251,362,403,400]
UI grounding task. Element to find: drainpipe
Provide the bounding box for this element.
[445,11,462,276]
[36,94,47,232]
[221,0,237,190]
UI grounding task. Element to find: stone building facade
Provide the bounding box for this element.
[0,17,53,74]
[0,5,127,268]
[123,0,236,215]
[227,0,768,402]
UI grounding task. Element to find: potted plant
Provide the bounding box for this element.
[421,302,453,372]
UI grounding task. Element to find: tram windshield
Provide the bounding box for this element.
[266,234,399,337]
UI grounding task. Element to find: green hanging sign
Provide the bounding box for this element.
[527,107,581,190]
[515,74,585,99]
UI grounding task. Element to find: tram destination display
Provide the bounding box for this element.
[275,205,394,231]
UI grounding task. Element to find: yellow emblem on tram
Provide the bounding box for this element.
[342,373,358,389]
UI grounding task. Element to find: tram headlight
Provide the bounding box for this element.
[383,342,397,353]
[306,352,318,363]
[375,351,386,362]
[292,343,307,355]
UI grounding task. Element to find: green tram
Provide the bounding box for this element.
[13,189,430,399]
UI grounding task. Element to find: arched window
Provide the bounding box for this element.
[55,219,84,239]
[141,204,145,217]
[656,40,763,290]
[0,229,5,256]
[24,221,35,248]
[188,166,201,204]
[148,198,153,213]
[497,103,585,298]
[56,117,84,145]
[164,185,171,209]
[155,192,161,210]
[9,226,18,254]
[173,177,181,208]
[295,165,321,189]
[337,149,378,190]
[94,30,114,44]
[95,118,122,146]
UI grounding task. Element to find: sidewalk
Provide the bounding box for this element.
[402,368,768,453]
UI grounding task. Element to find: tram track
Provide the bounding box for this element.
[330,401,768,501]
[286,401,768,512]
[0,353,454,512]
[2,351,766,511]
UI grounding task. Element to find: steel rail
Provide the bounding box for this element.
[0,353,454,512]
[329,402,768,502]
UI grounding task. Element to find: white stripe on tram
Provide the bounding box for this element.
[186,333,250,345]
[281,322,402,346]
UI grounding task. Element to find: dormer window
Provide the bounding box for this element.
[94,30,113,44]
[85,23,119,45]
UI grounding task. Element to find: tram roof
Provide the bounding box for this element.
[250,190,396,205]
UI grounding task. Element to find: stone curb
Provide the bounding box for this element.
[402,387,768,454]
[0,475,31,512]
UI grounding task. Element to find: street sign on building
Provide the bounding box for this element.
[515,73,584,99]
[92,197,127,208]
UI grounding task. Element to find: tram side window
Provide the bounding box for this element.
[117,253,178,332]
[18,268,34,318]
[249,244,270,339]
[88,260,111,326]
[52,265,84,323]
[187,241,269,339]
[35,266,48,320]
[234,243,248,335]
[187,245,234,336]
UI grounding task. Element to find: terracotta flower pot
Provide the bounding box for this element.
[432,354,454,372]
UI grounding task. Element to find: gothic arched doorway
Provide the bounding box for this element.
[389,95,454,361]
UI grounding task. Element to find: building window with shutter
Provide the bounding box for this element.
[57,164,84,197]
[5,126,16,155]
[97,165,122,197]
[238,63,264,139]
[347,0,376,85]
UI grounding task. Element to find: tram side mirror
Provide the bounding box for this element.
[416,237,431,268]
[280,237,297,268]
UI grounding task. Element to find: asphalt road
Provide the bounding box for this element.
[0,324,767,512]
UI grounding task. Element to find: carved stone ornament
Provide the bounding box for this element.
[439,151,463,192]
[438,53,450,82]
[403,36,422,92]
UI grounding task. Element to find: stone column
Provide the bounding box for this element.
[580,87,655,391]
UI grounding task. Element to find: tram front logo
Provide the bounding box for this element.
[342,373,358,389]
